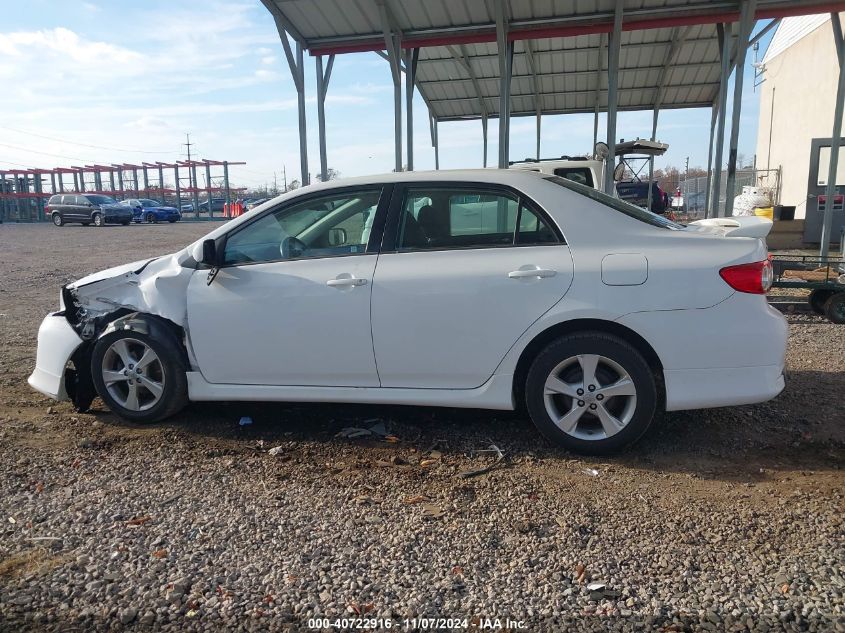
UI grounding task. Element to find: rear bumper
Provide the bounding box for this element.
[27,313,84,400]
[617,293,788,411]
[662,364,784,411]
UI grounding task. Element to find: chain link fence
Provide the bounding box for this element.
[664,167,781,218]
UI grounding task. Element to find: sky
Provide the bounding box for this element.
[0,0,775,190]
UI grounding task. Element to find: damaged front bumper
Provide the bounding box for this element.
[28,312,85,400]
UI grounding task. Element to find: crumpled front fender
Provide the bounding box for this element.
[28,313,85,400]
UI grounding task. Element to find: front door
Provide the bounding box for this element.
[805,137,845,243]
[371,183,574,389]
[187,186,388,386]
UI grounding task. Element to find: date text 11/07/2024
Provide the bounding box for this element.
[306,617,528,629]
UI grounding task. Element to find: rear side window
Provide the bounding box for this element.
[47,195,61,205]
[397,187,561,250]
[543,175,682,229]
[553,167,593,188]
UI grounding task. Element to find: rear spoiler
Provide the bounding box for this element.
[689,216,774,239]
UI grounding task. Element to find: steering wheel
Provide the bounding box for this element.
[281,236,308,259]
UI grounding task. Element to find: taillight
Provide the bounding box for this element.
[719,260,773,294]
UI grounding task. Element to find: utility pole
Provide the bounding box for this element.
[273,172,278,195]
[283,165,287,192]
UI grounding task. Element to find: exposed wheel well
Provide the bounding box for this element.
[512,319,664,411]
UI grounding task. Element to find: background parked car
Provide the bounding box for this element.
[246,197,269,210]
[46,193,132,226]
[120,198,182,223]
[198,198,226,213]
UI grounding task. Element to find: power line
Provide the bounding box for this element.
[0,142,94,163]
[0,125,173,154]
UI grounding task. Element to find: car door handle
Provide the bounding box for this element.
[508,267,557,279]
[326,277,368,287]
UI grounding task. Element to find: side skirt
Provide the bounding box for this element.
[186,372,515,410]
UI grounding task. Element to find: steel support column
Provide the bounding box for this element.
[275,13,309,186]
[593,34,606,149]
[724,0,756,217]
[495,0,513,168]
[223,161,231,211]
[315,54,335,181]
[604,3,623,193]
[704,104,718,215]
[378,0,403,172]
[205,161,213,218]
[405,48,419,171]
[482,114,488,168]
[648,109,659,212]
[429,113,439,170]
[821,13,845,257]
[711,23,732,217]
[191,164,199,217]
[157,164,165,203]
[174,165,181,212]
[524,40,541,159]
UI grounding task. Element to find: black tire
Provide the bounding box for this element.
[809,289,835,315]
[525,332,658,455]
[121,220,131,226]
[92,212,103,227]
[168,218,177,223]
[91,328,188,423]
[824,292,845,324]
[145,212,156,224]
[82,222,91,226]
[52,213,64,226]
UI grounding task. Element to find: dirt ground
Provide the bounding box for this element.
[0,221,843,632]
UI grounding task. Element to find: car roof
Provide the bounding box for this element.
[302,168,547,191]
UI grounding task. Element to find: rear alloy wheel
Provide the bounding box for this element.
[824,292,845,324]
[92,212,103,227]
[145,212,156,224]
[525,332,658,455]
[809,289,835,315]
[91,330,187,423]
[52,213,64,226]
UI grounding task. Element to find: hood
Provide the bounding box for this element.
[66,251,196,328]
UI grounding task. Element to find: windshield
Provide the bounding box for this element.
[85,195,117,205]
[542,175,682,229]
[140,200,159,207]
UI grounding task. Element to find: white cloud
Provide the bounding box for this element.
[260,55,277,65]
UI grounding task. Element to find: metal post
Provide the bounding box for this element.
[223,161,231,212]
[593,34,605,149]
[647,108,659,212]
[429,113,440,170]
[316,54,335,181]
[158,164,165,203]
[117,168,124,198]
[604,3,623,193]
[496,0,512,168]
[482,114,488,168]
[724,0,756,218]
[711,23,732,217]
[174,165,181,214]
[821,13,845,257]
[704,104,718,216]
[34,173,43,221]
[58,172,64,193]
[191,164,200,218]
[50,172,56,195]
[405,48,419,171]
[205,161,213,218]
[108,170,114,194]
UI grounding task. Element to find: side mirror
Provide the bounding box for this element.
[328,227,347,247]
[201,239,219,266]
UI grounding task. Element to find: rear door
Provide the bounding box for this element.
[371,182,573,389]
[68,195,88,220]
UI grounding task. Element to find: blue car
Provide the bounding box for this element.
[120,198,182,223]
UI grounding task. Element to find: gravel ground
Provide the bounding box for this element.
[0,222,843,633]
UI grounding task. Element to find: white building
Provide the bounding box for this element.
[755,13,844,242]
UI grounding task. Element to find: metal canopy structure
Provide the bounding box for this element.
[262,0,845,251]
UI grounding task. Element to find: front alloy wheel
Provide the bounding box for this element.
[92,212,103,226]
[91,329,187,423]
[525,332,658,454]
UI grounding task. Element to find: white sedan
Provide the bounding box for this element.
[29,170,787,454]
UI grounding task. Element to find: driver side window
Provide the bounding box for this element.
[223,188,381,265]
